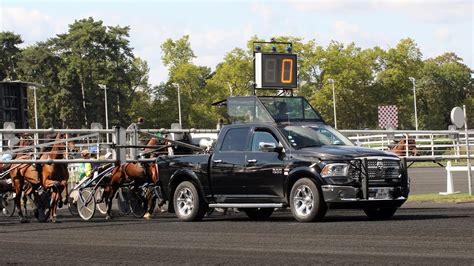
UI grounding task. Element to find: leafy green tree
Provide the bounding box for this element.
[417,53,472,129]
[17,42,66,127]
[376,38,423,129]
[169,64,213,128]
[17,18,148,128]
[310,42,383,129]
[0,31,23,80]
[161,35,195,70]
[7,25,473,132]
[158,35,217,128]
[207,48,253,98]
[296,39,326,99]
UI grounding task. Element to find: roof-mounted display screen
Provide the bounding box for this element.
[255,53,297,89]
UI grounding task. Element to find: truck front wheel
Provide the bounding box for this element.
[173,181,207,222]
[290,178,327,222]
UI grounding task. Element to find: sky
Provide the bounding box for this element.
[1,0,472,86]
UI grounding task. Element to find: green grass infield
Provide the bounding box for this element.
[407,193,474,203]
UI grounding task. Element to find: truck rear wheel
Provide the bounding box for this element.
[290,178,327,222]
[244,208,274,220]
[363,207,397,220]
[173,181,207,222]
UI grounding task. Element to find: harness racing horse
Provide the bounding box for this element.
[9,155,47,223]
[0,133,40,222]
[390,135,417,156]
[7,134,47,223]
[0,134,34,171]
[39,133,76,222]
[103,137,164,220]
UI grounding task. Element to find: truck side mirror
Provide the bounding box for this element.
[259,142,277,152]
[259,142,284,153]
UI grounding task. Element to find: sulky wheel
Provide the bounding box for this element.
[77,188,96,221]
[1,191,16,217]
[116,187,131,215]
[95,187,108,215]
[129,190,146,218]
[289,178,327,222]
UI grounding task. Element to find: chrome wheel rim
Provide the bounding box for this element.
[293,185,314,217]
[176,187,194,217]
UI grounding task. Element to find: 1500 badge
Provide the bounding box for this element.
[272,168,283,174]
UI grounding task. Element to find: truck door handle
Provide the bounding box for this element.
[213,159,222,163]
[247,159,257,163]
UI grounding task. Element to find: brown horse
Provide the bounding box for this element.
[0,134,34,171]
[390,136,417,156]
[39,133,75,222]
[9,133,75,223]
[16,134,35,157]
[103,137,164,220]
[2,134,42,222]
[9,154,45,223]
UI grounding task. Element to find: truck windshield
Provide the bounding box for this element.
[259,97,323,122]
[280,125,353,149]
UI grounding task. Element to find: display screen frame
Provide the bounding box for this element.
[254,53,298,89]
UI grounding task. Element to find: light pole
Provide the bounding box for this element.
[24,82,44,152]
[32,85,38,130]
[99,84,109,144]
[176,83,182,127]
[328,79,337,129]
[408,77,418,131]
[228,82,233,96]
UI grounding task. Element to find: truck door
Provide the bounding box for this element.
[210,126,250,203]
[245,128,286,203]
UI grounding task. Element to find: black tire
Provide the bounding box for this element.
[129,190,146,218]
[363,207,398,220]
[117,187,131,215]
[289,178,327,222]
[173,181,207,222]
[2,191,16,217]
[68,189,79,216]
[244,208,274,220]
[77,188,96,221]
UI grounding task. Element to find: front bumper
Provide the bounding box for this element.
[321,185,408,209]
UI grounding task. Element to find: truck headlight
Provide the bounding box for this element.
[321,163,350,177]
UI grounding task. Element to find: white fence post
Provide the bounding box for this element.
[440,161,460,195]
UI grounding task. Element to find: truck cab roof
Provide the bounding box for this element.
[216,96,325,124]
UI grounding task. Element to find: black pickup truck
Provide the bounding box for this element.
[156,96,409,222]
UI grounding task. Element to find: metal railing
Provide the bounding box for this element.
[340,129,473,160]
[1,127,472,161]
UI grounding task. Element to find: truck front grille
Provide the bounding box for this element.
[367,159,400,181]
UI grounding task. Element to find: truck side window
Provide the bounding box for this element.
[251,131,278,151]
[220,128,250,151]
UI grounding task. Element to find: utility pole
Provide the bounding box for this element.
[408,77,418,130]
[328,79,337,129]
[99,84,109,145]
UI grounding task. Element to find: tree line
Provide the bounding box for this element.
[1,17,472,130]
